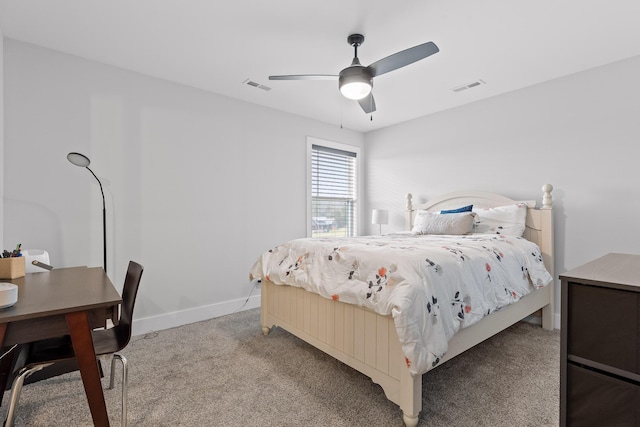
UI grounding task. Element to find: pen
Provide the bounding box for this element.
[2,244,22,258]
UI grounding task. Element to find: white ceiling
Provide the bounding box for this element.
[2,0,640,133]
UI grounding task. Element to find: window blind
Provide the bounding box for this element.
[311,144,357,237]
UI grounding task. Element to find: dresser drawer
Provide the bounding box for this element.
[568,283,639,374]
[567,363,639,427]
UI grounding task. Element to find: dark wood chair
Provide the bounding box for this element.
[4,261,144,427]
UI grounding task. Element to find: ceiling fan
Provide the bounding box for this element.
[269,34,439,114]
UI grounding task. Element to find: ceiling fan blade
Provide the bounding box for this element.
[269,74,338,81]
[358,93,376,114]
[367,41,439,77]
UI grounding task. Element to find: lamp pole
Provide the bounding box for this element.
[67,152,107,273]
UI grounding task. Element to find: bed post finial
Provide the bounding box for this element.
[406,193,415,231]
[541,184,553,209]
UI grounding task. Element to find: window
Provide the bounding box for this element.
[307,137,360,238]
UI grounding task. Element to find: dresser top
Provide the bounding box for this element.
[560,253,640,291]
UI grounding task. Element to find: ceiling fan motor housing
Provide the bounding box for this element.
[339,65,373,100]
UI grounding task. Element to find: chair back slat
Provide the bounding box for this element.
[116,261,144,348]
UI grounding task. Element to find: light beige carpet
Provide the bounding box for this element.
[0,308,559,426]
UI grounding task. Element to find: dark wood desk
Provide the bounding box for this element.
[0,267,122,426]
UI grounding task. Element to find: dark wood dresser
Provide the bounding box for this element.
[560,253,640,426]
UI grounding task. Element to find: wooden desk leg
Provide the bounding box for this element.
[0,324,8,403]
[66,311,110,427]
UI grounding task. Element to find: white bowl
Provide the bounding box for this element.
[0,282,18,309]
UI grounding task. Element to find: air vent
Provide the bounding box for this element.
[242,78,271,91]
[451,79,486,93]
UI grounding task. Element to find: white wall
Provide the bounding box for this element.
[3,39,363,333]
[0,27,4,248]
[365,54,640,327]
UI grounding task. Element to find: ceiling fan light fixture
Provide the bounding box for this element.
[339,69,373,100]
[340,80,372,100]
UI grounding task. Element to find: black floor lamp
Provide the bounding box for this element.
[67,152,107,273]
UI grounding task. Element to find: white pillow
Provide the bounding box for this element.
[472,203,527,236]
[412,211,476,235]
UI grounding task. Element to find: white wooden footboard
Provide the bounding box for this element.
[261,280,422,426]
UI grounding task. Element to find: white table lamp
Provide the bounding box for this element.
[371,209,389,235]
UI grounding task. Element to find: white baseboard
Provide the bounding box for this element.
[132,293,261,336]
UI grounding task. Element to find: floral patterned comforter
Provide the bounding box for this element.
[250,233,552,375]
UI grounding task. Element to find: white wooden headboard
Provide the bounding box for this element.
[405,184,555,280]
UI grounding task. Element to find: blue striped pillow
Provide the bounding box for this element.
[440,204,473,214]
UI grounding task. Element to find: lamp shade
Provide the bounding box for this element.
[371,209,389,225]
[67,152,91,167]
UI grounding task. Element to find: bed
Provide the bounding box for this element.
[251,185,554,426]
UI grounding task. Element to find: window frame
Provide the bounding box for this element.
[306,136,362,238]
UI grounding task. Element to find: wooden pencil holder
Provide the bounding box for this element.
[0,257,26,279]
